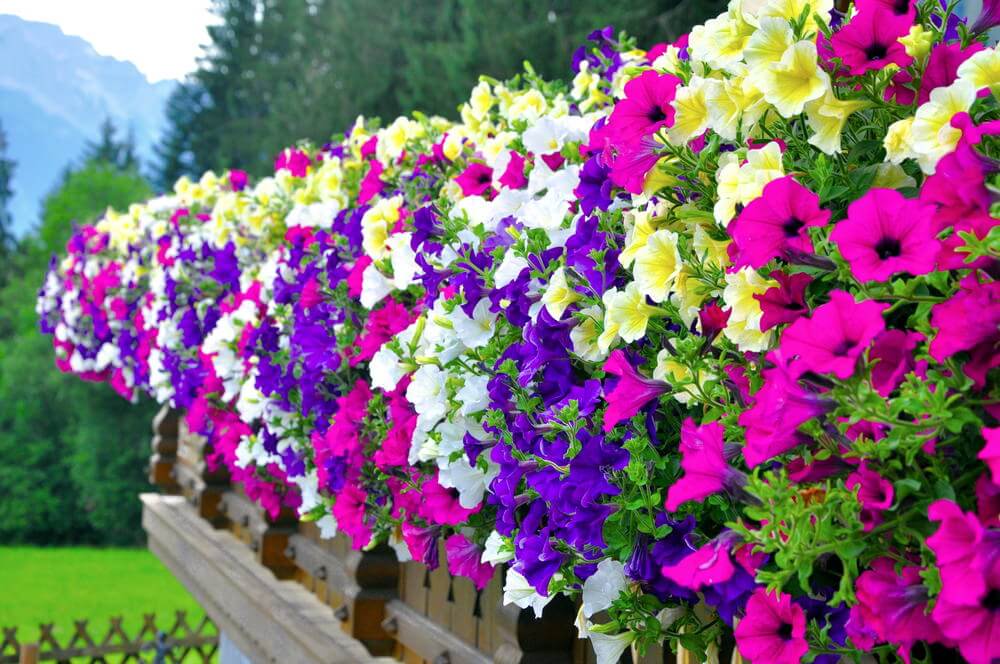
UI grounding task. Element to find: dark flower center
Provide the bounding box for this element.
[647,106,667,124]
[893,0,910,14]
[777,622,794,640]
[833,338,857,356]
[865,43,889,61]
[477,172,492,184]
[875,236,902,260]
[983,589,1000,611]
[782,217,805,237]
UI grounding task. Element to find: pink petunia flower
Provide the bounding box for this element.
[445,534,495,590]
[859,0,915,18]
[229,169,248,191]
[608,135,663,194]
[401,522,440,570]
[332,482,373,550]
[830,8,913,76]
[455,162,494,197]
[869,329,922,397]
[755,272,813,331]
[845,462,894,531]
[979,427,1000,486]
[831,189,939,283]
[274,147,311,177]
[739,351,830,468]
[728,176,830,269]
[780,290,887,380]
[919,42,985,105]
[665,418,742,511]
[419,476,481,526]
[854,558,942,657]
[734,589,809,664]
[929,274,1000,388]
[357,160,385,205]
[601,350,670,432]
[927,499,987,604]
[661,536,736,590]
[605,70,681,145]
[498,150,528,189]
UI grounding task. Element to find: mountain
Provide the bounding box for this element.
[0,14,175,235]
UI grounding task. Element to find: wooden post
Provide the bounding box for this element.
[18,643,38,664]
[149,405,180,492]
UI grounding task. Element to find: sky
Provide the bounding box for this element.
[0,0,217,82]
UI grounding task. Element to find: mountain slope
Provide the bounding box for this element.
[0,14,175,234]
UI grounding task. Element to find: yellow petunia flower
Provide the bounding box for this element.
[541,267,582,320]
[634,229,682,303]
[669,77,711,145]
[722,267,776,352]
[805,91,870,155]
[910,80,976,173]
[756,40,830,118]
[606,282,659,343]
[958,48,1000,98]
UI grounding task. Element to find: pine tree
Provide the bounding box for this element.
[153,82,204,191]
[83,117,139,172]
[0,119,15,263]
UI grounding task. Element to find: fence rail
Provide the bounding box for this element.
[0,611,217,663]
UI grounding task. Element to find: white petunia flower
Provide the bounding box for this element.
[503,569,553,618]
[582,559,628,618]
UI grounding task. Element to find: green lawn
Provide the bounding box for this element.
[0,547,209,647]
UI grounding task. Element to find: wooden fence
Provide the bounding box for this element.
[0,611,218,663]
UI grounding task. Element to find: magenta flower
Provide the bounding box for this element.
[455,162,494,197]
[601,350,670,432]
[698,302,730,344]
[665,419,741,511]
[605,70,681,145]
[661,537,736,590]
[445,534,495,590]
[229,169,248,191]
[859,0,915,17]
[831,189,939,282]
[739,351,830,468]
[498,150,528,189]
[845,463,894,531]
[728,177,830,269]
[734,589,809,664]
[358,160,385,205]
[980,427,1000,486]
[830,8,913,76]
[780,290,887,380]
[402,522,440,570]
[419,476,480,526]
[331,482,373,550]
[274,147,311,177]
[869,329,922,397]
[609,135,663,194]
[755,272,812,331]
[929,275,1000,388]
[919,42,985,105]
[927,499,986,604]
[854,558,942,657]
[972,0,1000,34]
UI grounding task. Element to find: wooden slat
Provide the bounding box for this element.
[383,600,490,664]
[141,493,380,664]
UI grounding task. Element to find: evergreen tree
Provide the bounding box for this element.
[83,117,139,172]
[153,81,205,191]
[0,118,15,264]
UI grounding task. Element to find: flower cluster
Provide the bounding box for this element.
[39,3,1000,662]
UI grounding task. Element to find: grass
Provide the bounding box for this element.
[0,547,208,646]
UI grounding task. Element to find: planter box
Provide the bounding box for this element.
[145,406,731,664]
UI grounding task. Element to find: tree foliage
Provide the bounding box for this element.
[0,126,155,545]
[154,0,724,183]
